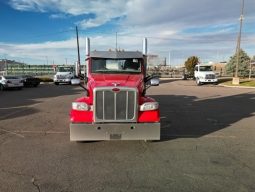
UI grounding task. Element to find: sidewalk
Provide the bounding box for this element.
[219,83,255,89]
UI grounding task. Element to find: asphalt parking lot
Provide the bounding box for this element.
[0,80,255,192]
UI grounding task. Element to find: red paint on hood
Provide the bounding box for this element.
[89,73,144,88]
[86,73,144,96]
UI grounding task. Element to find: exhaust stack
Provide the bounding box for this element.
[86,37,90,58]
[143,38,148,55]
[75,61,80,77]
[85,37,90,79]
[143,38,148,76]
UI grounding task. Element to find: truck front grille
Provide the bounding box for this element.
[57,75,66,79]
[94,87,138,122]
[205,74,216,79]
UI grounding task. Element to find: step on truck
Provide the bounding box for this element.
[70,38,160,141]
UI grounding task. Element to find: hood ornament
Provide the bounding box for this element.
[112,82,120,87]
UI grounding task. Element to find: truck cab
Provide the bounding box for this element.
[194,64,218,85]
[53,66,75,85]
[70,38,160,141]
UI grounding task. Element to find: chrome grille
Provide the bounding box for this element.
[94,87,137,122]
[205,74,215,79]
[57,75,67,79]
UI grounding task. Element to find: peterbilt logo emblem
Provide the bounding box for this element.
[112,88,120,93]
[112,82,120,87]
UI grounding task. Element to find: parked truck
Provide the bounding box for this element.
[53,66,75,85]
[69,38,160,141]
[194,64,218,85]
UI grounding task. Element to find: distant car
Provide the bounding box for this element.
[0,75,24,90]
[21,75,41,87]
[181,72,194,80]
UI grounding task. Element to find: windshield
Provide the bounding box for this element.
[57,66,74,72]
[199,66,212,72]
[91,58,142,74]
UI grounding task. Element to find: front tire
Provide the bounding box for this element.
[0,84,4,91]
[54,82,59,85]
[196,78,201,86]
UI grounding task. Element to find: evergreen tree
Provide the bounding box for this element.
[225,49,250,77]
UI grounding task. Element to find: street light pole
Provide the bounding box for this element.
[168,51,171,67]
[116,32,118,50]
[233,0,244,84]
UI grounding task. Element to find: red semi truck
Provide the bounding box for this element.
[69,38,160,141]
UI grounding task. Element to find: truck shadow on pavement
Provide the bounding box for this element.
[158,79,180,85]
[0,84,83,121]
[152,93,255,141]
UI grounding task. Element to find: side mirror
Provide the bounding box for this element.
[71,78,81,85]
[150,78,159,86]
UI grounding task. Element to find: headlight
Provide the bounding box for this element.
[72,102,90,111]
[140,102,159,111]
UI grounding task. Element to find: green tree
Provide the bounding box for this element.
[184,56,199,75]
[225,49,250,77]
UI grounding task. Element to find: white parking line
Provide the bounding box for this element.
[0,128,25,138]
[14,130,67,134]
[161,134,236,138]
[0,128,68,138]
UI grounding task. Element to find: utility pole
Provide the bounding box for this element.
[233,0,244,85]
[45,56,48,65]
[249,61,252,80]
[76,26,81,68]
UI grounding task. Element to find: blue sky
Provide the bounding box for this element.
[0,0,254,65]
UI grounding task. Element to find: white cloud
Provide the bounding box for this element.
[9,0,127,28]
[6,0,255,64]
[0,38,82,64]
[8,0,255,30]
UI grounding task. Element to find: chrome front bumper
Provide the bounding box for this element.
[201,79,218,83]
[54,79,71,83]
[70,122,160,141]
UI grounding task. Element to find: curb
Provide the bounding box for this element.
[218,84,255,89]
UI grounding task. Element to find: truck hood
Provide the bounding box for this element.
[89,74,144,89]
